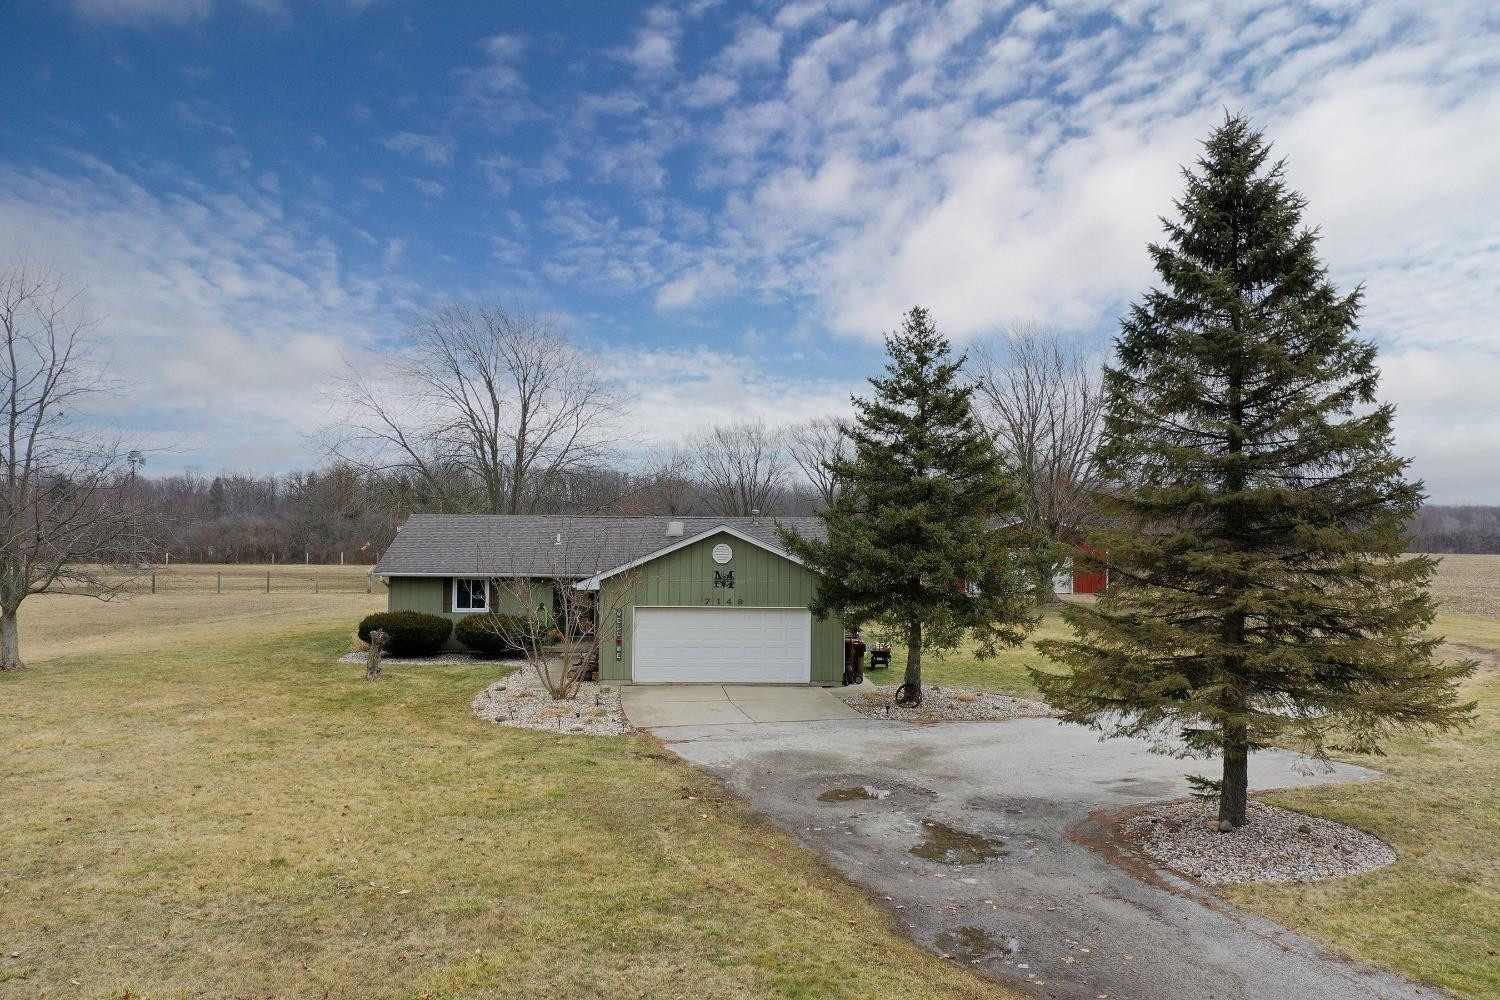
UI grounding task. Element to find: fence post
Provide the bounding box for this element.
[217,572,221,594]
[314,575,319,594]
[266,571,271,594]
[151,573,156,595]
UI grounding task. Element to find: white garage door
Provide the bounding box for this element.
[633,606,812,683]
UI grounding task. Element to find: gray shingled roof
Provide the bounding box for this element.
[374,514,826,578]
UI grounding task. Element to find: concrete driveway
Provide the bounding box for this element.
[656,715,1435,1000]
[619,684,862,727]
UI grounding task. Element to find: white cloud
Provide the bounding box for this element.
[623,347,857,444]
[476,154,514,195]
[719,22,783,71]
[679,73,740,108]
[1378,350,1500,503]
[612,4,681,77]
[68,0,255,24]
[455,31,538,128]
[482,33,525,62]
[172,98,236,135]
[0,154,399,470]
[654,261,734,310]
[28,0,1500,501]
[382,131,454,167]
[535,0,1500,498]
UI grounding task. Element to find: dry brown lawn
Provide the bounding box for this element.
[18,586,384,665]
[90,560,380,594]
[2,571,1017,1000]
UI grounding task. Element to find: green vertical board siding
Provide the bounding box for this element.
[597,531,843,686]
[387,576,444,614]
[386,576,553,650]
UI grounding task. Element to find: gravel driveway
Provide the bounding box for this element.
[657,716,1437,1000]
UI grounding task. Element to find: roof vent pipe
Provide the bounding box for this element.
[751,508,761,524]
[555,532,562,546]
[666,520,684,537]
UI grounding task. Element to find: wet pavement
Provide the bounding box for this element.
[657,716,1437,1000]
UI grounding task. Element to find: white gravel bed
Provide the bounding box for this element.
[1123,799,1397,885]
[470,664,630,736]
[835,682,1055,723]
[338,649,504,666]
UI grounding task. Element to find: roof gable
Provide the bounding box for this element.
[573,524,804,590]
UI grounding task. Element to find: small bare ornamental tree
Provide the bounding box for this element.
[0,264,149,670]
[482,538,642,701]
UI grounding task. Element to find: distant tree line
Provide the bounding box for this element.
[1406,505,1500,553]
[132,462,1500,566]
[136,465,403,565]
[135,445,835,566]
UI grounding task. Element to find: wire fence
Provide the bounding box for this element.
[110,566,385,595]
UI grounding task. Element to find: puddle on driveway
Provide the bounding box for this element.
[910,819,1008,864]
[935,925,1019,962]
[818,785,892,802]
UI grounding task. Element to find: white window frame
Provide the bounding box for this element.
[452,577,489,613]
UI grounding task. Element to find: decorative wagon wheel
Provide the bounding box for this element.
[894,682,923,708]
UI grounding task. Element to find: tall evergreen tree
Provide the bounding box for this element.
[781,307,1035,701]
[1036,115,1475,828]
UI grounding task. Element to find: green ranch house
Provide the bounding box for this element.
[374,514,847,685]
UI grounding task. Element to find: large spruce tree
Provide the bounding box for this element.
[1036,115,1475,828]
[781,306,1034,701]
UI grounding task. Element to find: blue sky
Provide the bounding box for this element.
[3,0,1498,500]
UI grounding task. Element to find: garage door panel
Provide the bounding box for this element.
[634,607,811,683]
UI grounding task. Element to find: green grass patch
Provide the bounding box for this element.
[0,623,1014,1000]
[873,609,1072,697]
[1433,612,1500,654]
[1227,666,1499,1000]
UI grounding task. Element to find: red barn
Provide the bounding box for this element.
[1051,546,1109,595]
[993,519,1110,595]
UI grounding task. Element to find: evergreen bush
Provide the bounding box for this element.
[454,612,532,657]
[356,611,451,657]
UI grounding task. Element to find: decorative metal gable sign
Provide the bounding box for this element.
[713,570,735,589]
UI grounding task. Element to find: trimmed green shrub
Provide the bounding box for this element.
[357,611,451,657]
[454,612,532,658]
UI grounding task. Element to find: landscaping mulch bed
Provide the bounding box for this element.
[835,683,1055,723]
[1123,799,1397,885]
[471,664,630,736]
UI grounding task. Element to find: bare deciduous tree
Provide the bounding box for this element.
[784,416,849,509]
[328,303,623,515]
[972,324,1106,601]
[688,420,788,516]
[0,264,148,670]
[483,542,642,702]
[638,445,700,515]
